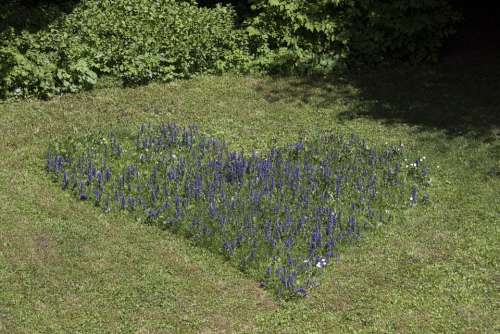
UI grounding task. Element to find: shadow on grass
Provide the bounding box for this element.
[255,3,500,139]
[255,58,500,139]
[254,3,500,139]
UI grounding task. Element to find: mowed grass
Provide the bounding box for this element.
[0,66,498,333]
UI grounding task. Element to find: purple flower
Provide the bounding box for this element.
[326,210,336,236]
[223,240,233,254]
[220,215,227,227]
[326,238,336,258]
[411,185,418,205]
[105,168,112,182]
[368,175,377,199]
[167,169,176,181]
[208,201,217,218]
[287,271,297,288]
[79,181,88,200]
[55,156,63,173]
[295,141,304,153]
[194,174,202,199]
[87,169,94,184]
[93,188,101,203]
[347,216,356,237]
[175,195,181,218]
[128,196,136,209]
[309,224,322,257]
[97,170,103,185]
[264,220,273,244]
[121,193,126,210]
[62,171,68,190]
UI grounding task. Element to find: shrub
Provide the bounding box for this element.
[1,0,250,99]
[246,0,461,73]
[0,40,100,99]
[0,0,462,99]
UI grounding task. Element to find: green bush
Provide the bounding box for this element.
[0,0,462,99]
[1,0,250,99]
[246,0,461,73]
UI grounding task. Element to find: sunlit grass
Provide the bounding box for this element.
[0,73,498,333]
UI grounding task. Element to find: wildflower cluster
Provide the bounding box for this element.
[46,124,430,298]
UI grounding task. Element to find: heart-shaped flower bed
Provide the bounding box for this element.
[47,124,430,298]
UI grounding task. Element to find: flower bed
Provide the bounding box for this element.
[47,124,430,297]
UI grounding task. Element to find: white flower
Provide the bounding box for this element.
[422,156,426,160]
[316,257,327,268]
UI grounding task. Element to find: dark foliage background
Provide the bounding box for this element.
[4,0,494,100]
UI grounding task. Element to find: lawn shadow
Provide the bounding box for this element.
[255,59,499,139]
[254,4,500,139]
[342,59,500,138]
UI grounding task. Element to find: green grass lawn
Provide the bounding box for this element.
[0,65,498,333]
